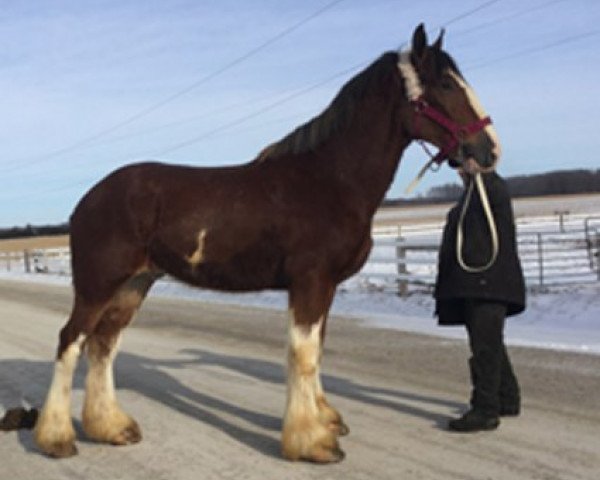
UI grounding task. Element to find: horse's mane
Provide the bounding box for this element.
[256,52,399,162]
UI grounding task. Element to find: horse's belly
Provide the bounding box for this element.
[183,256,287,291]
[151,233,288,292]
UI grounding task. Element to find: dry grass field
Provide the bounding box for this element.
[1,193,599,251]
[375,192,600,227]
[0,235,69,253]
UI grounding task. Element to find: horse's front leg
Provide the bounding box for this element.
[281,276,345,463]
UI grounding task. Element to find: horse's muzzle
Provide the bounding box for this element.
[451,136,497,170]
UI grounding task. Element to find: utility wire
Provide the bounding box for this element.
[4,0,556,203]
[436,0,503,29]
[155,0,507,156]
[466,29,600,70]
[96,0,563,155]
[155,62,366,156]
[452,0,566,37]
[4,0,498,176]
[2,0,346,173]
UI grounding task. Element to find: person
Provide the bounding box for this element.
[434,167,526,432]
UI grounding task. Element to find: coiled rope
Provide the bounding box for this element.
[456,172,499,272]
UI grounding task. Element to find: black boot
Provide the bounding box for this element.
[448,409,500,432]
[499,346,520,417]
[499,403,520,417]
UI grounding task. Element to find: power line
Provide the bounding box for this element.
[35,24,600,196]
[3,0,541,204]
[5,0,500,176]
[436,0,503,29]
[452,0,566,37]
[466,29,600,70]
[155,0,507,156]
[155,62,366,156]
[2,0,346,174]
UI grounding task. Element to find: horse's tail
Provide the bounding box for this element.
[0,407,38,431]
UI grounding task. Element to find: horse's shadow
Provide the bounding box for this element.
[0,347,461,458]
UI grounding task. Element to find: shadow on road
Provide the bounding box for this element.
[0,348,460,458]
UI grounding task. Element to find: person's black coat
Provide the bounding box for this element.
[434,171,526,325]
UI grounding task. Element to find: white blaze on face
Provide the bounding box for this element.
[448,70,502,161]
[397,50,423,101]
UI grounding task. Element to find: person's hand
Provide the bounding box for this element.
[462,158,481,175]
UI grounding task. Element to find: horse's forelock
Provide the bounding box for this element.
[433,48,463,80]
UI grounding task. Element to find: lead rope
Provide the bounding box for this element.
[404,141,442,194]
[456,172,499,273]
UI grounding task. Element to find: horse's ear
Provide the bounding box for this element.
[411,23,428,61]
[432,28,445,50]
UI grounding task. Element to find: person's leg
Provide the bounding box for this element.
[499,344,520,415]
[449,300,506,432]
[466,300,506,415]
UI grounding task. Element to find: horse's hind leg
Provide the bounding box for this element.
[281,273,345,463]
[82,272,155,446]
[34,298,106,458]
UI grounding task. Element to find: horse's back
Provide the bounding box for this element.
[68,161,287,294]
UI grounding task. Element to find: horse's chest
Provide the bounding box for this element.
[333,234,373,282]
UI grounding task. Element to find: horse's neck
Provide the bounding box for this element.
[325,99,410,217]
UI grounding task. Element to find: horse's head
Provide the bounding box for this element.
[399,24,500,172]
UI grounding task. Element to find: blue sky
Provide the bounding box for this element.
[1,0,599,226]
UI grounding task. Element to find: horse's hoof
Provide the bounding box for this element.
[310,445,346,464]
[330,421,350,437]
[44,441,78,459]
[332,446,346,462]
[111,421,142,445]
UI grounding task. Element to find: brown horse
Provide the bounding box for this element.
[34,24,500,463]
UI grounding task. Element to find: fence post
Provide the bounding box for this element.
[395,226,408,296]
[555,210,569,233]
[536,233,544,286]
[24,249,31,273]
[595,232,600,281]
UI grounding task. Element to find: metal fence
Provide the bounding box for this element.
[357,216,600,293]
[2,216,599,294]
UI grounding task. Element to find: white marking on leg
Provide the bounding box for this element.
[282,312,335,460]
[85,334,121,419]
[34,334,86,450]
[83,333,137,443]
[287,315,322,415]
[186,229,208,266]
[449,70,502,160]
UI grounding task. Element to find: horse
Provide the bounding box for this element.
[33,24,500,463]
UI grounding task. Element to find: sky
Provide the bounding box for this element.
[1,0,599,226]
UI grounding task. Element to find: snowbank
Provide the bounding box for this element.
[1,271,598,355]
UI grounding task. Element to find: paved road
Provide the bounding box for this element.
[1,278,599,479]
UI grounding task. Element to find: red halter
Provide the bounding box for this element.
[410,96,492,166]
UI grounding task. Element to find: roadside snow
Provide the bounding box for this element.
[1,271,598,355]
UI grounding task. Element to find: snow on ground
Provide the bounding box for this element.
[1,270,599,355]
